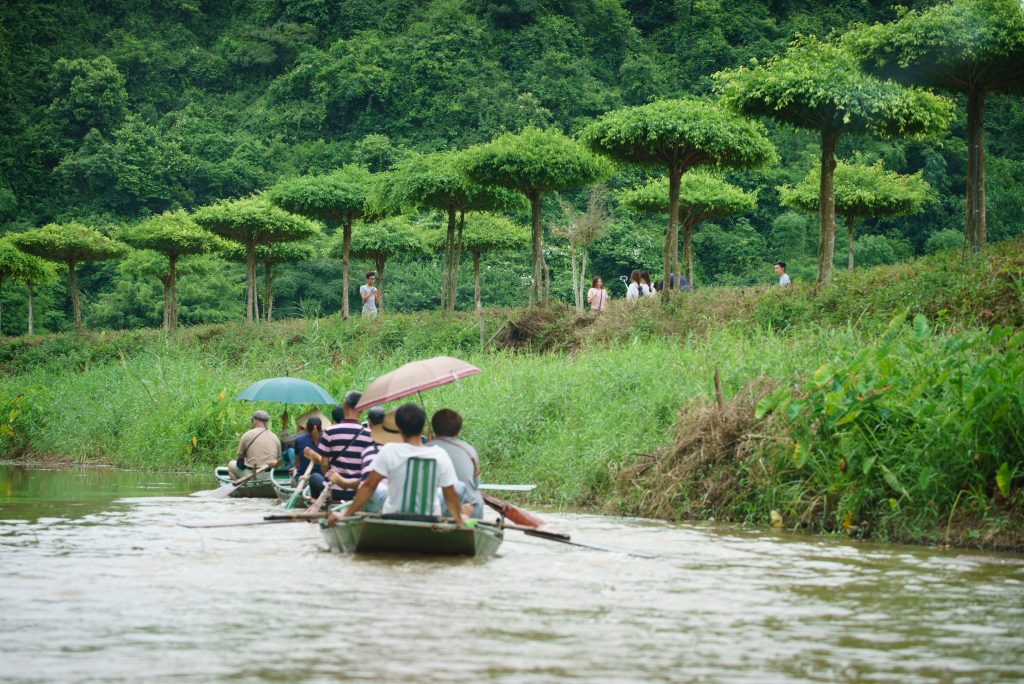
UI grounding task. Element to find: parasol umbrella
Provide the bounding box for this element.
[355,356,481,411]
[235,377,337,432]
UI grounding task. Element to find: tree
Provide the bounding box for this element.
[619,171,758,284]
[47,56,128,139]
[224,241,317,322]
[455,213,530,309]
[338,216,425,312]
[193,197,322,324]
[580,98,775,291]
[462,127,612,305]
[714,36,954,284]
[116,210,230,330]
[845,0,1024,250]
[551,186,611,311]
[779,161,932,270]
[0,238,55,335]
[369,151,521,311]
[8,223,128,331]
[267,165,372,320]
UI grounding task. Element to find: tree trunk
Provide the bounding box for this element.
[543,253,551,305]
[264,261,273,322]
[568,241,580,311]
[0,276,4,334]
[245,237,256,324]
[667,166,681,291]
[161,276,171,331]
[441,208,456,310]
[816,132,840,286]
[682,218,694,285]
[966,87,986,250]
[342,218,352,320]
[530,191,543,306]
[847,215,856,271]
[169,255,179,330]
[375,255,386,312]
[68,261,82,331]
[450,211,464,311]
[580,248,588,311]
[27,281,34,335]
[472,250,481,309]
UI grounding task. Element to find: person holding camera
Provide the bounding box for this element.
[360,271,382,317]
[625,270,642,301]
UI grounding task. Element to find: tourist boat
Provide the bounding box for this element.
[212,466,286,499]
[319,513,504,557]
[269,470,314,506]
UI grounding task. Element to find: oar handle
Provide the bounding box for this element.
[232,463,271,486]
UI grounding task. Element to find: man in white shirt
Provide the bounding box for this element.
[335,403,465,526]
[359,271,381,317]
[774,261,791,287]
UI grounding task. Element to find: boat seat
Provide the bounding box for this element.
[399,456,438,516]
[381,513,444,523]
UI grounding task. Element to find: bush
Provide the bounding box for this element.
[924,228,966,254]
[853,234,900,268]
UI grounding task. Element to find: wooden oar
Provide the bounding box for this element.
[305,478,333,513]
[479,484,537,492]
[283,462,315,509]
[501,522,657,559]
[200,464,271,500]
[179,512,328,529]
[482,493,560,532]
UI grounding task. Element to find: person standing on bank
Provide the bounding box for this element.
[227,410,281,478]
[360,271,382,317]
[774,261,791,287]
[640,271,655,297]
[587,276,608,312]
[626,270,641,301]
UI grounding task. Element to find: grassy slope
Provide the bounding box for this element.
[1,239,1021,548]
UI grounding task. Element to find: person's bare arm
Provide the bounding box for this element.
[327,471,360,489]
[442,485,465,527]
[337,471,383,519]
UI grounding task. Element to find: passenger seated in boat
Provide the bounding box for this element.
[337,403,466,525]
[427,409,484,519]
[359,407,404,512]
[291,416,324,485]
[227,410,282,478]
[306,393,372,503]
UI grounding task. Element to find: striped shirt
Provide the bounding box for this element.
[360,443,379,480]
[316,419,372,493]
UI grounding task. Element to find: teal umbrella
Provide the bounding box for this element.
[235,377,337,405]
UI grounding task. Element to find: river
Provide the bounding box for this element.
[2,464,1023,683]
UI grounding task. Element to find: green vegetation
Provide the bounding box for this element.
[2,240,1021,550]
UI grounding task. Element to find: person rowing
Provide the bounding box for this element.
[227,410,281,479]
[304,391,371,503]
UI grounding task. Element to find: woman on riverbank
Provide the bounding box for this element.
[626,270,641,301]
[587,276,608,312]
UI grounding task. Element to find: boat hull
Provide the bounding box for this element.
[270,470,312,506]
[213,466,286,499]
[320,515,503,557]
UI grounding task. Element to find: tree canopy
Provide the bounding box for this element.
[581,98,775,289]
[780,161,932,270]
[339,215,425,308]
[844,0,1024,250]
[714,36,954,284]
[8,222,129,330]
[462,126,612,304]
[193,197,322,323]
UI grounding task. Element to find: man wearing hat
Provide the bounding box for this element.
[227,409,282,478]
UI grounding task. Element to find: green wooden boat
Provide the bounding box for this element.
[213,466,287,499]
[270,469,314,506]
[319,514,504,557]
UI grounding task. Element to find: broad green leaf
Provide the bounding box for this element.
[862,455,877,475]
[996,462,1011,498]
[792,441,810,469]
[879,463,910,499]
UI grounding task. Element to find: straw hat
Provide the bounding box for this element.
[368,408,403,445]
[296,408,331,431]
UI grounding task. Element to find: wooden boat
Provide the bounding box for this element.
[270,469,314,506]
[213,466,288,499]
[319,513,504,557]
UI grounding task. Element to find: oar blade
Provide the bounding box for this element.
[479,484,537,492]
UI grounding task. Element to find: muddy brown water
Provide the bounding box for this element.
[2,464,1023,683]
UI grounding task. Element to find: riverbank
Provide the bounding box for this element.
[1,240,1022,550]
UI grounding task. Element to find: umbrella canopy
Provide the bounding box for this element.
[355,356,481,410]
[235,377,337,405]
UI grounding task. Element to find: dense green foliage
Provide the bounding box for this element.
[1,0,1023,334]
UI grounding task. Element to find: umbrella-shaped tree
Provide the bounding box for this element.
[779,161,932,270]
[267,165,372,320]
[619,171,758,285]
[0,238,56,335]
[581,98,775,292]
[224,241,317,322]
[369,151,521,311]
[844,0,1024,250]
[336,216,425,312]
[193,197,321,324]
[450,212,529,309]
[8,222,128,331]
[551,186,611,311]
[116,210,230,330]
[714,36,954,285]
[462,127,613,305]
